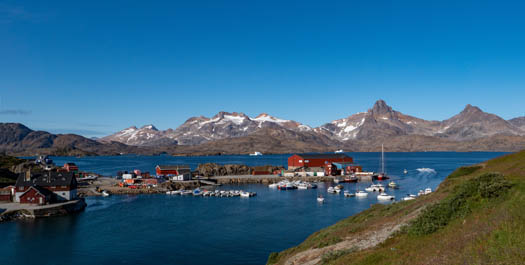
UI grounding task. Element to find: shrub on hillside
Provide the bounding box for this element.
[408,172,511,235]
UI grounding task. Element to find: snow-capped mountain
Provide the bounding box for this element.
[101,100,525,147]
[101,112,312,146]
[317,100,524,141]
[100,124,177,146]
[316,100,440,141]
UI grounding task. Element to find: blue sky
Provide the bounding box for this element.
[1,0,524,137]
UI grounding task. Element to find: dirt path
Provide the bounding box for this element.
[283,207,423,265]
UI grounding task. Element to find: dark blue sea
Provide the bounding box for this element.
[1,152,506,265]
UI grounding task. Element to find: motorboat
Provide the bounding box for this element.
[388,181,399,189]
[402,194,417,201]
[181,190,193,195]
[365,183,384,192]
[344,190,355,197]
[403,169,408,174]
[327,187,336,194]
[335,149,344,153]
[101,190,110,197]
[249,151,263,156]
[377,192,395,200]
[355,190,368,197]
[268,183,278,189]
[308,183,318,189]
[424,187,432,194]
[418,190,425,196]
[317,195,325,203]
[240,191,250,197]
[297,183,308,190]
[193,188,203,196]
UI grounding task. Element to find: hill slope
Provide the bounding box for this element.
[268,150,525,265]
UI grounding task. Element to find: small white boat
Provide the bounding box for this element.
[333,178,340,184]
[327,187,336,194]
[181,190,193,195]
[402,194,417,201]
[424,187,432,194]
[240,191,250,197]
[268,183,278,189]
[403,169,408,174]
[418,190,425,196]
[335,149,344,153]
[377,192,395,200]
[101,190,110,197]
[297,183,308,190]
[249,151,263,156]
[388,181,398,189]
[317,195,325,203]
[355,190,368,197]
[344,190,355,197]
[334,186,342,193]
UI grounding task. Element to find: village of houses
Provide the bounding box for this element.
[1,153,371,221]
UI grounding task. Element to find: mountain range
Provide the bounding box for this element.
[2,100,525,156]
[100,100,525,148]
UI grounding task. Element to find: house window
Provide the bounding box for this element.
[299,160,303,163]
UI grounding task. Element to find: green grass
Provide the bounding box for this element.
[268,150,525,265]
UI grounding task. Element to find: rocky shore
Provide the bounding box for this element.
[0,199,87,223]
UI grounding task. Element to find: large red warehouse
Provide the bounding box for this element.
[288,154,353,170]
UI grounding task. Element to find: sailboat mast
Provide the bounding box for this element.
[381,144,385,174]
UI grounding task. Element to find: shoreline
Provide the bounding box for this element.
[0,199,87,223]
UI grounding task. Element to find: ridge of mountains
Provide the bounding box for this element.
[101,100,525,147]
[2,100,525,156]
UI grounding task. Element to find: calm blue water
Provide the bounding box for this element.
[1,152,506,265]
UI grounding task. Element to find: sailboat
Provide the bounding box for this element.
[375,144,390,180]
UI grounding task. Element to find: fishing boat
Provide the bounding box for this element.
[344,190,355,197]
[365,183,384,192]
[374,144,390,180]
[355,190,368,197]
[388,181,399,189]
[317,195,325,203]
[377,192,395,200]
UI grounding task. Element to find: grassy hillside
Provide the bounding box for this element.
[268,150,525,265]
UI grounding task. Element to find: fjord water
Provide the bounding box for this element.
[1,152,505,265]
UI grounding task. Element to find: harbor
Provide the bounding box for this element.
[0,152,507,265]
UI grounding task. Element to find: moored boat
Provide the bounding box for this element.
[317,195,325,203]
[344,190,355,197]
[356,190,368,197]
[388,181,399,189]
[377,192,395,200]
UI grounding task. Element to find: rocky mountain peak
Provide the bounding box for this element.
[370,100,393,116]
[461,104,482,114]
[140,124,158,131]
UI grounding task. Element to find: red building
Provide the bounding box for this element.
[15,171,78,203]
[288,154,353,170]
[155,165,190,176]
[0,186,14,202]
[19,186,52,205]
[63,163,79,173]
